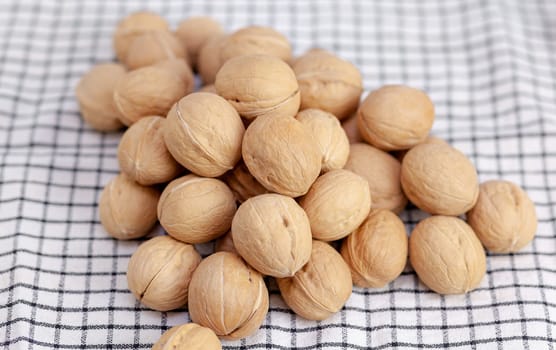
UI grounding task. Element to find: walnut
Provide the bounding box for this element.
[188,252,269,340]
[300,169,371,241]
[231,194,312,277]
[242,115,321,197]
[293,49,362,120]
[295,109,350,172]
[99,174,160,240]
[215,55,300,120]
[401,142,479,216]
[164,92,244,177]
[341,209,408,288]
[175,17,223,70]
[357,85,435,151]
[118,116,182,185]
[467,180,537,253]
[113,60,194,125]
[409,216,486,294]
[75,63,126,131]
[344,143,407,213]
[277,240,352,320]
[113,12,169,63]
[127,236,201,311]
[157,175,236,244]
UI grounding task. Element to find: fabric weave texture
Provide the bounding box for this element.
[0,0,555,349]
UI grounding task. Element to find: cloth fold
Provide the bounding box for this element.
[0,0,554,348]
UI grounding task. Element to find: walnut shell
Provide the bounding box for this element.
[295,109,350,172]
[220,26,292,63]
[164,92,244,177]
[198,84,217,94]
[277,240,352,321]
[344,143,407,213]
[300,170,371,241]
[223,161,269,203]
[152,323,221,350]
[118,116,182,185]
[214,231,238,255]
[75,63,126,131]
[289,48,328,66]
[127,236,201,311]
[99,174,160,240]
[157,175,236,244]
[401,143,479,216]
[188,252,269,340]
[424,135,446,145]
[113,62,193,126]
[409,216,486,294]
[198,35,227,85]
[175,17,224,70]
[357,85,435,151]
[293,50,362,120]
[231,194,312,277]
[393,135,447,163]
[123,30,187,70]
[113,11,169,63]
[215,55,300,120]
[341,112,363,144]
[467,180,537,253]
[154,58,195,86]
[242,115,321,197]
[341,209,408,288]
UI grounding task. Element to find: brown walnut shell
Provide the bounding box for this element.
[188,252,269,340]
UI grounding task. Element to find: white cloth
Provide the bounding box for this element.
[0,0,555,349]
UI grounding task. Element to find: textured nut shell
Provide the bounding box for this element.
[423,135,446,145]
[157,175,236,244]
[341,209,408,288]
[99,174,160,239]
[293,50,362,120]
[188,252,269,340]
[199,84,217,94]
[214,231,238,255]
[215,55,300,120]
[277,240,352,321]
[113,65,192,126]
[118,116,182,185]
[152,323,221,350]
[467,180,537,253]
[295,109,350,172]
[124,31,187,70]
[242,115,321,197]
[224,161,268,203]
[341,113,363,144]
[232,194,312,277]
[357,85,435,151]
[127,236,201,311]
[198,35,227,84]
[409,216,486,294]
[176,17,223,69]
[401,143,479,216]
[113,12,169,62]
[289,48,328,67]
[220,26,291,63]
[344,143,407,213]
[154,58,195,86]
[75,63,126,131]
[300,170,371,241]
[164,93,244,177]
[394,135,447,163]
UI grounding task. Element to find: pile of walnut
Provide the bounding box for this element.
[76,11,538,349]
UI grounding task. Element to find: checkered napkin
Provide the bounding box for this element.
[1,0,555,348]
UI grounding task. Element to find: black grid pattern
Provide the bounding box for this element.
[1,0,555,348]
